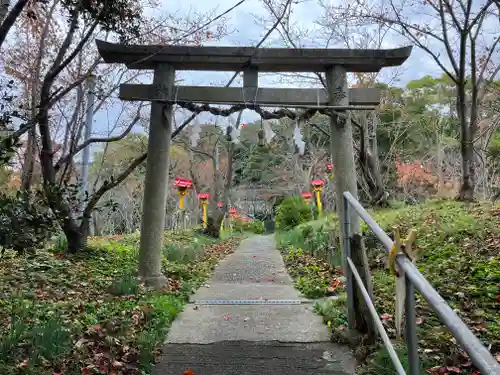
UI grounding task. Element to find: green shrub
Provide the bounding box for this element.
[275,196,313,231]
[232,219,265,234]
[0,191,56,255]
[276,215,340,264]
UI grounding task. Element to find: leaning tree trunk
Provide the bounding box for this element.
[357,114,388,207]
[458,120,475,200]
[457,81,477,201]
[215,110,243,236]
[21,128,36,190]
[0,0,9,25]
[0,0,29,49]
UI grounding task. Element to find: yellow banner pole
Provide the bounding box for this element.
[202,201,207,228]
[179,193,185,210]
[315,189,323,215]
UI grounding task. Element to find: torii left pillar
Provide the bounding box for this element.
[138,64,175,287]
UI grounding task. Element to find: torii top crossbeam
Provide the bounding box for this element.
[95,40,412,73]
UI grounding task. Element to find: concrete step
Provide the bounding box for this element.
[153,341,357,375]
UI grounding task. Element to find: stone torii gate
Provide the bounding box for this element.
[95,40,412,287]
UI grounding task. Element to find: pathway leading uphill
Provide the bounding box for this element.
[153,235,356,375]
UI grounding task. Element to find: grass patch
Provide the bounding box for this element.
[0,230,241,375]
[277,200,500,374]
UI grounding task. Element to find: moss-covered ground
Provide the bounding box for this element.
[276,200,500,374]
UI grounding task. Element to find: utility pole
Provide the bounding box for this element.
[80,75,96,223]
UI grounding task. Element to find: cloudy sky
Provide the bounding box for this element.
[166,0,444,87]
[90,0,449,150]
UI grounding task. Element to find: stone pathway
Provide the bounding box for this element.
[153,235,356,375]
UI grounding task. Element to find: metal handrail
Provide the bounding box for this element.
[342,191,500,375]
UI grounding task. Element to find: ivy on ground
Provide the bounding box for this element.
[277,200,500,375]
[0,231,241,375]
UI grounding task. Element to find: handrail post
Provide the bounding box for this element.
[405,274,419,375]
[342,194,355,330]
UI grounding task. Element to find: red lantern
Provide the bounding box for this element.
[197,192,209,200]
[229,208,237,214]
[174,178,193,189]
[327,163,333,170]
[174,178,193,210]
[312,179,324,188]
[217,201,223,207]
[302,192,312,199]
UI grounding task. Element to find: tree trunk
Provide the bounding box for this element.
[357,114,388,207]
[92,213,101,236]
[220,142,235,228]
[216,111,243,235]
[21,127,36,190]
[0,0,28,49]
[455,52,483,202]
[0,0,9,34]
[458,140,475,200]
[457,92,476,201]
[63,217,89,253]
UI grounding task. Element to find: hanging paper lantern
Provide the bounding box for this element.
[263,121,275,143]
[231,125,241,144]
[190,119,202,147]
[327,163,333,170]
[293,120,305,155]
[257,128,265,147]
[225,116,242,144]
[217,201,223,207]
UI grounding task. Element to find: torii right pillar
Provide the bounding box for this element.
[326,61,405,343]
[327,66,372,335]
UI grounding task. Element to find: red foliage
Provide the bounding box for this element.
[394,158,437,187]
